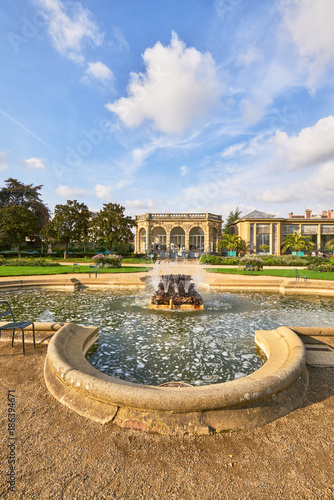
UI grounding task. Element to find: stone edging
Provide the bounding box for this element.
[44,322,309,435]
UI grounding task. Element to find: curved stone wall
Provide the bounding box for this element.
[44,322,308,435]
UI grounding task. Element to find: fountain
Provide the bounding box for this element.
[149,274,204,310]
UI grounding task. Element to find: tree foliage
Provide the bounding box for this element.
[0,178,49,228]
[222,207,242,235]
[0,206,40,258]
[91,203,134,253]
[44,200,91,258]
[281,232,315,253]
[325,238,334,251]
[218,233,246,254]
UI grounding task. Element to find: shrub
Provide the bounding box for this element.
[307,263,334,272]
[4,259,60,267]
[105,254,123,268]
[199,254,223,265]
[239,256,264,270]
[92,254,107,264]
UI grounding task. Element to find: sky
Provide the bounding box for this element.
[1,0,334,220]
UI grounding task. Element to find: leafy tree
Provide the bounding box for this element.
[0,206,40,258]
[222,207,242,235]
[281,232,315,254]
[44,200,91,259]
[325,238,334,251]
[0,178,49,228]
[218,234,246,254]
[91,203,134,254]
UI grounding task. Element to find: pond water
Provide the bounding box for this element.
[2,289,334,386]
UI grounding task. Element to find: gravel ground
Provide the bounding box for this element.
[0,343,333,500]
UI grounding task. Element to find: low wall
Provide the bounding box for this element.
[44,322,308,435]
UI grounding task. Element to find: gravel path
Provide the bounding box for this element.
[0,343,333,500]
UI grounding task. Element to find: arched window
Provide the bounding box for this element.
[189,227,204,252]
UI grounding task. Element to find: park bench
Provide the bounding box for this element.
[0,301,35,355]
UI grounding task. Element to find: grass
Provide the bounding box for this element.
[0,266,149,277]
[206,268,334,281]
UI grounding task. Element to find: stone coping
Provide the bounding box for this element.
[0,271,334,297]
[44,322,309,435]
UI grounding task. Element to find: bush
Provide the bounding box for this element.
[199,254,223,265]
[3,259,60,267]
[106,255,123,268]
[307,263,334,272]
[92,254,107,264]
[92,254,123,268]
[239,256,264,270]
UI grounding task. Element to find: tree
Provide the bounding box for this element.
[325,238,334,252]
[218,234,246,254]
[91,203,134,253]
[281,232,315,254]
[44,200,91,259]
[0,206,40,258]
[222,207,242,235]
[0,178,49,228]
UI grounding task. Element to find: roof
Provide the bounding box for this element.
[241,210,276,219]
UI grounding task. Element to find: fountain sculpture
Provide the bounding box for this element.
[149,274,204,310]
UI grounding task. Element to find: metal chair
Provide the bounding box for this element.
[0,301,35,355]
[72,263,80,272]
[294,268,307,282]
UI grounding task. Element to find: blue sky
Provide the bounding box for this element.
[1,0,334,219]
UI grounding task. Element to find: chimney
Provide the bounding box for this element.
[289,212,293,218]
[305,209,312,219]
[328,210,333,219]
[321,210,327,218]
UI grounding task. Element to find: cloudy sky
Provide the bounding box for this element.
[1,0,334,219]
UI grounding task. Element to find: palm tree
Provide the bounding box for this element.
[218,234,246,254]
[281,232,315,254]
[325,238,334,255]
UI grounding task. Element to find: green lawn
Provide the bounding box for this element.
[0,266,149,277]
[206,268,334,281]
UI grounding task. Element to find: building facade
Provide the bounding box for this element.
[231,209,334,255]
[135,213,222,257]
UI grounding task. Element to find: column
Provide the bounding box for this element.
[204,224,210,253]
[318,224,322,252]
[185,230,190,254]
[166,229,171,257]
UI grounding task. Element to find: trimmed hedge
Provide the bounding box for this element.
[199,253,332,267]
[0,258,60,267]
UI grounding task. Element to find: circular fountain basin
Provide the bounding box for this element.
[44,322,308,435]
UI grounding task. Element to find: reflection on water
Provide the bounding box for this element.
[2,289,334,386]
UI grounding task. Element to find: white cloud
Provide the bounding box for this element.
[237,47,263,67]
[240,94,272,125]
[125,199,154,210]
[281,0,334,87]
[94,184,112,200]
[35,0,103,63]
[22,157,46,170]
[273,115,334,169]
[106,31,221,135]
[83,61,113,83]
[0,151,9,171]
[221,142,246,158]
[259,161,334,204]
[55,185,88,197]
[180,165,190,176]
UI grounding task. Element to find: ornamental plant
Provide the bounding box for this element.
[105,254,123,268]
[239,256,264,271]
[92,254,107,264]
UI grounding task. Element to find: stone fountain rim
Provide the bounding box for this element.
[44,322,306,413]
